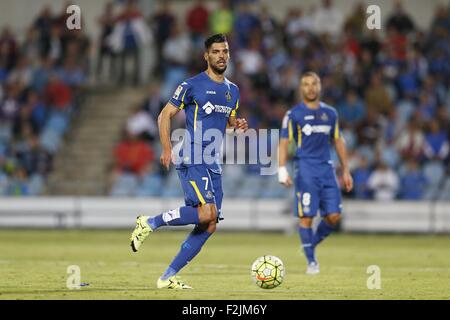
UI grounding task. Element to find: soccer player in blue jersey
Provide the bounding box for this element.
[129,34,248,289]
[278,72,353,275]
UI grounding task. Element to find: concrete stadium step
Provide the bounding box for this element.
[46,86,145,195]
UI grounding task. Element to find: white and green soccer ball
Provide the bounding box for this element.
[251,255,285,289]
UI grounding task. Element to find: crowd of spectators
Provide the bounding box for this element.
[111,0,450,201]
[0,5,90,195]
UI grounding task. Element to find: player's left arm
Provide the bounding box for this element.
[333,118,353,192]
[227,96,248,133]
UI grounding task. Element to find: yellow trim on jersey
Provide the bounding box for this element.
[231,99,239,117]
[297,192,303,217]
[288,120,293,141]
[193,100,199,131]
[334,121,340,140]
[179,90,187,110]
[190,180,206,205]
[297,124,302,147]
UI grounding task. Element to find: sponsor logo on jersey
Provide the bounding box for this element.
[302,124,331,136]
[305,115,315,120]
[206,90,216,94]
[202,101,232,115]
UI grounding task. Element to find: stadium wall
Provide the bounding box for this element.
[0,0,443,37]
[0,198,449,233]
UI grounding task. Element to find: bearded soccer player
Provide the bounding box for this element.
[129,34,248,289]
[278,72,353,275]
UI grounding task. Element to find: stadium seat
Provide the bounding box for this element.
[136,173,164,197]
[423,161,445,187]
[380,145,400,169]
[39,129,62,154]
[109,173,139,196]
[28,174,45,196]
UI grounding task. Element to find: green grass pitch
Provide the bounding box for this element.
[0,229,449,300]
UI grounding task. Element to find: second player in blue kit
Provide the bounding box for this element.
[279,72,353,275]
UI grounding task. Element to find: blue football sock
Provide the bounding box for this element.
[148,206,199,230]
[161,228,212,280]
[298,226,316,264]
[312,220,336,247]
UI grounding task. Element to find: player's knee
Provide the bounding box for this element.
[299,217,313,228]
[325,214,341,226]
[198,204,217,224]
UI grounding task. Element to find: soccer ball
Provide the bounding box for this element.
[251,255,285,289]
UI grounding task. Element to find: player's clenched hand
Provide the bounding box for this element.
[235,118,248,132]
[160,149,172,170]
[278,166,292,187]
[342,169,353,192]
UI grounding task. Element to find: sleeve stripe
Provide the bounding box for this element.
[297,124,302,147]
[193,100,199,131]
[334,121,339,140]
[288,120,293,141]
[179,90,188,110]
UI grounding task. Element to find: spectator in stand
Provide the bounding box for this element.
[113,131,154,176]
[364,71,394,116]
[0,27,18,70]
[22,90,47,134]
[399,158,427,200]
[367,162,399,200]
[186,0,209,45]
[338,89,366,126]
[56,57,86,92]
[233,1,260,49]
[209,0,234,36]
[44,73,72,112]
[108,0,151,86]
[97,1,116,80]
[423,119,449,161]
[343,2,366,39]
[352,156,372,199]
[126,104,158,142]
[33,6,53,57]
[16,133,52,177]
[356,108,382,146]
[395,120,425,161]
[313,0,344,36]
[386,0,415,35]
[151,1,176,76]
[7,166,30,196]
[141,82,165,120]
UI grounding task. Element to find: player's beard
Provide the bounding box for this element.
[210,61,227,75]
[303,92,319,103]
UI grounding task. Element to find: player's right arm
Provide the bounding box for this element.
[158,102,180,170]
[278,111,293,187]
[158,81,192,170]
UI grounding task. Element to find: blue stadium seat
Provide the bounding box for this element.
[109,173,138,196]
[423,161,445,187]
[136,173,164,197]
[40,129,62,154]
[28,174,45,196]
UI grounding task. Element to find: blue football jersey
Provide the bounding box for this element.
[281,102,340,166]
[169,72,240,172]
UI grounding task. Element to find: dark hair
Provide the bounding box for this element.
[204,34,227,50]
